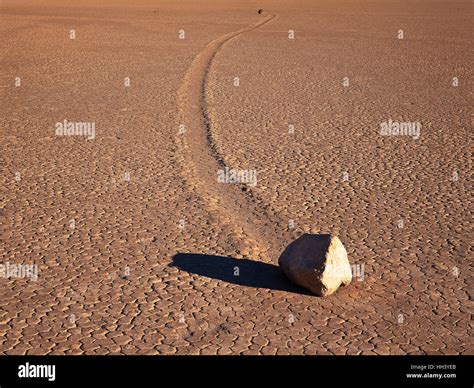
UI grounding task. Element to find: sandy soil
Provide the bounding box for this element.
[1,0,472,355]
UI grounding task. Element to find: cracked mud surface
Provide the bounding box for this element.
[1,0,472,355]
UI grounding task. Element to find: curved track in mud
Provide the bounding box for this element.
[176,13,298,261]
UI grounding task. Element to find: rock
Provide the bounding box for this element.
[278,234,352,296]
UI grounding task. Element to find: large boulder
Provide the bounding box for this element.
[278,234,352,296]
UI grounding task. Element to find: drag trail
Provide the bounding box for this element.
[176,13,298,262]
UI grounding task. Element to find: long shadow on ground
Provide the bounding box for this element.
[171,253,311,296]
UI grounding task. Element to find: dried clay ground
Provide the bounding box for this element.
[1,0,472,354]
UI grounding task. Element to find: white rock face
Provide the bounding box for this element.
[278,234,352,296]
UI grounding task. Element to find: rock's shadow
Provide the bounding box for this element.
[171,253,311,295]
